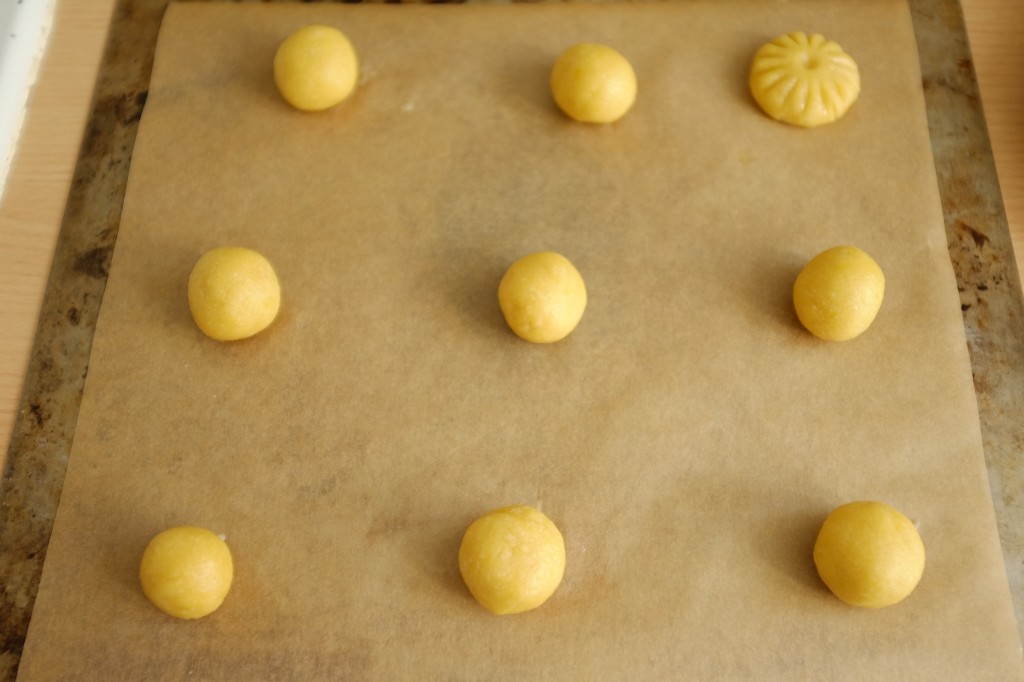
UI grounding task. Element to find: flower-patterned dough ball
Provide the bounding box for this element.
[749,32,860,127]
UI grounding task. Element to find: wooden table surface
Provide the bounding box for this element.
[1,0,1022,457]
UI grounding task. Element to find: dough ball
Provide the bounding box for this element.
[749,32,860,127]
[498,251,587,343]
[550,43,637,124]
[188,247,281,341]
[792,245,884,341]
[813,501,926,608]
[139,526,234,619]
[459,505,566,615]
[274,25,359,112]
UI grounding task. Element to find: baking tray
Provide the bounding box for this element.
[1,0,1022,678]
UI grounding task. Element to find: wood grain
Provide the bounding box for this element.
[961,0,1024,271]
[0,0,1022,461]
[0,0,116,459]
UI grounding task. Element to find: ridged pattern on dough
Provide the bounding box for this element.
[749,32,860,127]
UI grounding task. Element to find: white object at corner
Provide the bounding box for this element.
[0,0,57,203]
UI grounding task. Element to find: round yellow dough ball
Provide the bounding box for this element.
[792,245,884,341]
[139,526,234,619]
[188,247,281,341]
[813,501,926,608]
[550,43,637,124]
[459,505,566,615]
[274,25,359,112]
[749,32,860,127]
[498,251,587,344]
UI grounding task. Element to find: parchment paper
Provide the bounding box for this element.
[18,1,1024,679]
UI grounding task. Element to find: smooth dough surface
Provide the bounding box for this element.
[498,251,587,343]
[550,43,637,124]
[188,246,281,341]
[274,25,359,112]
[459,505,566,615]
[139,526,234,619]
[813,501,926,608]
[792,245,884,341]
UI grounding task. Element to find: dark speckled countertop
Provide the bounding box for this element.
[1,0,1022,677]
